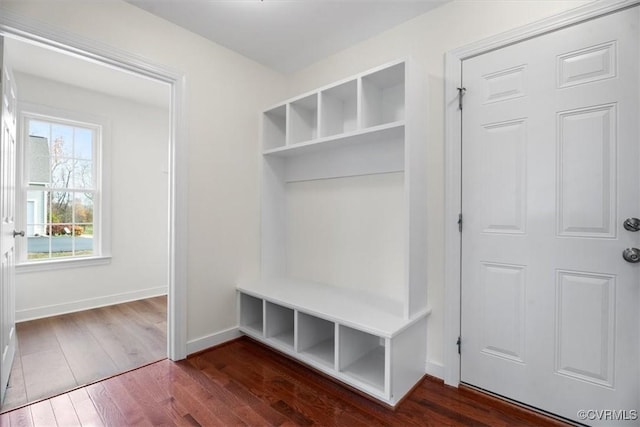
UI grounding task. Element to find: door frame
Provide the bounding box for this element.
[443,0,640,387]
[0,10,188,360]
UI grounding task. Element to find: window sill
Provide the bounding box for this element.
[17,255,112,273]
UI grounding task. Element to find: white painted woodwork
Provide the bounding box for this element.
[0,44,17,404]
[237,281,429,405]
[244,59,429,406]
[286,173,404,301]
[281,129,404,182]
[460,7,639,424]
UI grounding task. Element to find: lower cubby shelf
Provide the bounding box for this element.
[265,302,294,349]
[239,293,263,335]
[339,325,386,392]
[297,312,335,368]
[237,279,430,406]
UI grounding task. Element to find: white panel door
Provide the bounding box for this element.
[461,7,639,425]
[0,38,18,404]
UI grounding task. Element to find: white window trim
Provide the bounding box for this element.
[16,102,111,271]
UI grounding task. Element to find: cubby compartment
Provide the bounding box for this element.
[320,80,357,138]
[361,62,405,128]
[265,302,295,349]
[297,312,335,369]
[239,293,263,335]
[289,94,318,144]
[339,325,386,392]
[263,105,287,150]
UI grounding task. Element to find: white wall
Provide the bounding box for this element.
[0,0,286,347]
[284,0,592,375]
[14,72,170,320]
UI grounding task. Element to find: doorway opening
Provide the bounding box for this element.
[0,15,186,411]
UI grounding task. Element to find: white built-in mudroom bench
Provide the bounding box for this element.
[237,58,430,407]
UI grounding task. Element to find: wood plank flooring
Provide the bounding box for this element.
[0,336,571,426]
[2,296,167,413]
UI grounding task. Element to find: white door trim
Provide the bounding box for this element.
[0,9,188,360]
[443,0,640,386]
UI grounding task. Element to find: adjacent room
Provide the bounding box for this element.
[0,37,171,411]
[0,1,637,426]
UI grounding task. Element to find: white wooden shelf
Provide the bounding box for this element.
[265,302,294,349]
[362,62,405,128]
[297,312,335,368]
[289,94,318,144]
[263,105,286,150]
[320,80,357,137]
[263,121,404,157]
[242,58,429,407]
[239,293,263,335]
[237,280,429,405]
[239,278,427,338]
[341,345,386,391]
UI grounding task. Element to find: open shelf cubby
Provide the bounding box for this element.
[265,302,295,349]
[289,94,318,144]
[297,312,335,369]
[339,325,386,392]
[320,80,357,138]
[239,293,263,336]
[263,105,287,150]
[361,62,405,129]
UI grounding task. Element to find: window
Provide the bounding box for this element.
[19,111,104,264]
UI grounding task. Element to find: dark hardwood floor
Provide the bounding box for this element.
[0,336,571,426]
[2,296,167,413]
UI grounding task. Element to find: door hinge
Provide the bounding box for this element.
[457,336,462,355]
[458,213,463,232]
[457,87,466,111]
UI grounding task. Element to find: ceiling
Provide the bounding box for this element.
[3,1,449,107]
[126,0,450,74]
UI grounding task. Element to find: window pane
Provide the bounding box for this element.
[71,235,93,257]
[28,156,51,185]
[74,193,93,228]
[27,235,50,260]
[28,120,50,139]
[73,160,93,188]
[26,190,48,236]
[51,191,73,223]
[51,159,74,189]
[75,128,93,160]
[50,124,74,158]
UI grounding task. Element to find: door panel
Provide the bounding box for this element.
[0,36,17,405]
[461,7,639,425]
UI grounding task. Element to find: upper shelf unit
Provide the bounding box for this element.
[262,61,405,155]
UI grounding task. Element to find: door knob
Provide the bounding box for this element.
[623,248,640,263]
[12,230,24,238]
[624,218,640,232]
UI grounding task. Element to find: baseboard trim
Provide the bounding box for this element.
[426,360,445,380]
[187,327,241,355]
[16,286,167,322]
